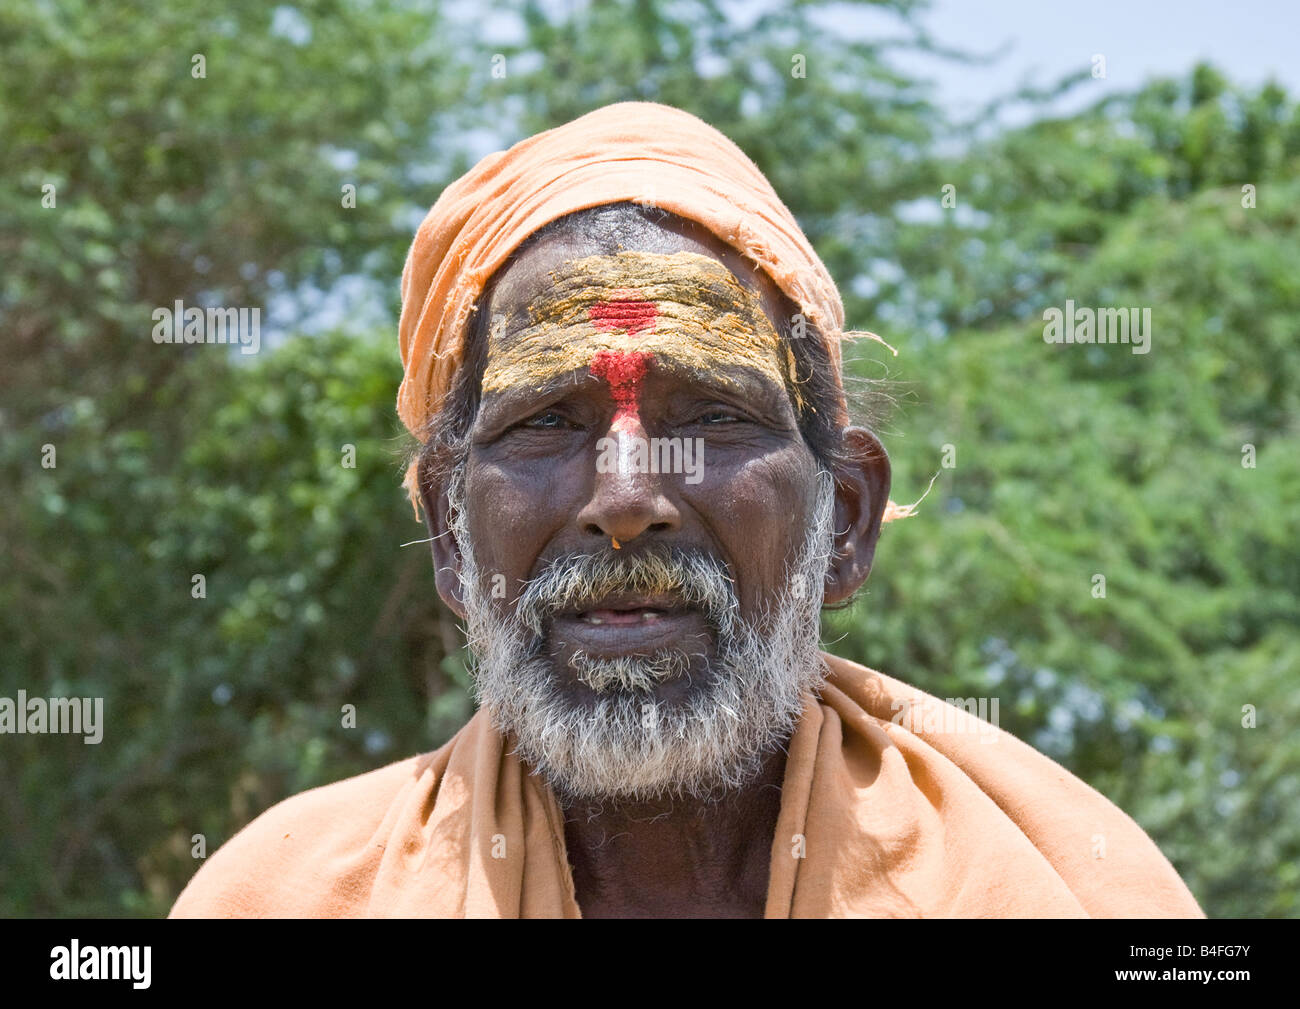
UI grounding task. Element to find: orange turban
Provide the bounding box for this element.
[397,101,911,519]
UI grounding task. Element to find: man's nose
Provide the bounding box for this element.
[575,415,682,544]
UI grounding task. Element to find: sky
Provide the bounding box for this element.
[885,0,1299,123]
[279,0,1299,344]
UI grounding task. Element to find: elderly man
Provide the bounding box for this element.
[171,103,1202,918]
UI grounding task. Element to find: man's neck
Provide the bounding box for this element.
[559,748,788,918]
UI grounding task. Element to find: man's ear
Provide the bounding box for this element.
[418,453,467,620]
[824,427,892,605]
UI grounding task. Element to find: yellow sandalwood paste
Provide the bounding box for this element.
[482,251,792,405]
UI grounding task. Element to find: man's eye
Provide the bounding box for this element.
[522,410,569,429]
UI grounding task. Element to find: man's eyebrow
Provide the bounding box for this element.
[476,367,591,423]
[477,357,795,425]
[685,363,795,421]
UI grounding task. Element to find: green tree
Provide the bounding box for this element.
[831,69,1300,917]
[3,0,1294,919]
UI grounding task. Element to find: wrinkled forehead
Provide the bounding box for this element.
[487,223,786,322]
[485,250,790,395]
[477,228,799,411]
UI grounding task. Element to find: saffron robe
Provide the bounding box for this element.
[169,653,1203,918]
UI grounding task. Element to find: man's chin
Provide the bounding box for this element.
[547,647,718,707]
[477,643,812,803]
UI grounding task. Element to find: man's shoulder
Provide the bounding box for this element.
[818,651,1205,918]
[169,752,435,918]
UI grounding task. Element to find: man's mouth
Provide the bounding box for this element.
[576,605,670,626]
[569,592,688,623]
[551,594,711,657]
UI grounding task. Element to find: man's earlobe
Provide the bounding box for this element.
[418,456,467,620]
[823,427,891,605]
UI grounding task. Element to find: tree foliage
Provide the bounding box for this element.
[1,0,1293,916]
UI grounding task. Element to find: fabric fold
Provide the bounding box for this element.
[170,652,1202,919]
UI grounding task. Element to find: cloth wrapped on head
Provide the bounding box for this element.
[396,101,909,519]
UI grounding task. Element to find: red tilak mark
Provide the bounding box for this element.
[589,299,657,335]
[589,349,652,426]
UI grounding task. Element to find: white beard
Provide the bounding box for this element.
[448,466,836,802]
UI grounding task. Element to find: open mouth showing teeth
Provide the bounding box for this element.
[578,607,670,626]
[561,593,691,627]
[552,595,709,661]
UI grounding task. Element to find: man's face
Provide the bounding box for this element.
[438,222,845,800]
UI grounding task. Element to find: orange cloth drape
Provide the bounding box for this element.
[170,653,1203,918]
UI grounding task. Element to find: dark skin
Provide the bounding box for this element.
[420,220,891,917]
